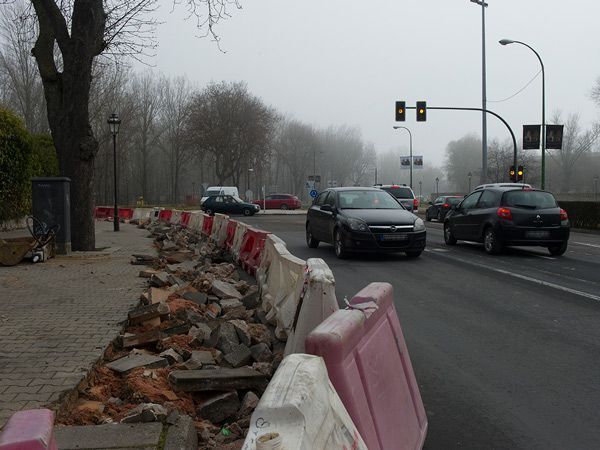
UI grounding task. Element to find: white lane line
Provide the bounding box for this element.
[572,241,600,249]
[426,249,600,302]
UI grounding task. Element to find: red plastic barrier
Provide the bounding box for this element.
[180,211,191,228]
[158,209,172,222]
[239,227,271,275]
[201,214,214,236]
[305,283,427,450]
[94,207,111,219]
[225,220,238,251]
[118,208,134,220]
[0,409,57,450]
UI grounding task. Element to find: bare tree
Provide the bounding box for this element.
[0,0,240,250]
[349,142,376,186]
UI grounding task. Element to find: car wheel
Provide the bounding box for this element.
[483,227,503,255]
[405,250,422,258]
[205,209,213,215]
[280,204,289,210]
[334,229,349,259]
[425,211,432,222]
[548,241,568,256]
[306,224,319,248]
[243,209,252,216]
[436,210,442,221]
[444,222,457,245]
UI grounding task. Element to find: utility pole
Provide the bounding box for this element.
[471,0,488,184]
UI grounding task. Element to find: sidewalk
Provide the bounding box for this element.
[0,221,153,427]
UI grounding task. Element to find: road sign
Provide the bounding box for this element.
[400,156,411,169]
[546,125,564,149]
[315,175,321,182]
[307,175,315,181]
[327,180,338,188]
[309,189,318,198]
[523,125,541,149]
[413,156,423,169]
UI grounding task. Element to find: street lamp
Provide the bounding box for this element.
[107,113,121,232]
[419,180,422,199]
[500,38,546,189]
[594,175,599,202]
[392,126,413,188]
[468,171,473,192]
[435,177,440,197]
[470,0,489,184]
[247,168,254,196]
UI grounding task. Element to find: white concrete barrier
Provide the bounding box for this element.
[188,212,204,232]
[283,258,339,356]
[257,235,305,341]
[210,213,229,246]
[242,354,366,450]
[132,208,154,221]
[150,207,163,222]
[231,221,249,262]
[169,209,182,225]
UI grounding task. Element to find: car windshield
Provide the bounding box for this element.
[503,191,557,209]
[232,197,244,203]
[339,190,403,209]
[382,186,413,199]
[446,197,462,205]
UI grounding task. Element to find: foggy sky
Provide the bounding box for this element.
[146,0,600,167]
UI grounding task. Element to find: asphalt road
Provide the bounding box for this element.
[242,213,600,450]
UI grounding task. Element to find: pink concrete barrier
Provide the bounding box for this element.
[158,209,172,222]
[305,282,427,450]
[118,208,134,220]
[180,211,191,227]
[201,214,213,236]
[0,409,57,450]
[239,227,270,275]
[225,220,238,251]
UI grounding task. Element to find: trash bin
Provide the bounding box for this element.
[31,177,71,254]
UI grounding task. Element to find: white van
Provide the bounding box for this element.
[201,186,240,204]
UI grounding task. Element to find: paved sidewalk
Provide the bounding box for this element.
[0,221,153,427]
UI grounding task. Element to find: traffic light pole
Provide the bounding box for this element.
[406,105,518,177]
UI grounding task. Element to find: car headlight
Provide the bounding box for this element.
[347,218,369,232]
[413,218,426,232]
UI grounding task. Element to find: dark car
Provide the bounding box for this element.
[253,193,301,210]
[425,196,463,222]
[305,187,426,258]
[443,187,570,255]
[374,184,418,212]
[201,195,260,216]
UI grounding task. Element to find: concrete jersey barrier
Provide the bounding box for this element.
[188,212,204,232]
[283,258,338,355]
[242,354,366,450]
[305,282,427,450]
[210,213,229,246]
[0,409,57,450]
[132,208,153,221]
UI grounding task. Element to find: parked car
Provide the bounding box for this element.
[374,184,418,212]
[473,182,532,191]
[306,187,426,258]
[201,186,239,204]
[425,196,463,221]
[201,195,259,216]
[443,186,570,255]
[253,194,301,210]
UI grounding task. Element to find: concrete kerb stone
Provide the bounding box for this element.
[55,423,164,449]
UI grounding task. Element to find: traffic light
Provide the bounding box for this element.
[395,101,406,121]
[517,165,524,182]
[416,101,426,122]
[509,165,516,182]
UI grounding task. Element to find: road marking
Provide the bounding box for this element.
[427,248,600,302]
[572,241,600,249]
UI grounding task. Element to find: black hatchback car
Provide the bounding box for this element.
[306,187,426,258]
[425,196,463,222]
[443,187,570,255]
[201,195,260,216]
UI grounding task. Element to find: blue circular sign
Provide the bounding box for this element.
[309,189,318,198]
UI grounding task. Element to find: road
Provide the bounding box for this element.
[242,213,600,450]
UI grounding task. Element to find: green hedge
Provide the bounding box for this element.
[558,201,600,230]
[0,107,58,222]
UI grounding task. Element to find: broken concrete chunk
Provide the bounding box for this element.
[205,323,239,354]
[121,403,168,423]
[250,343,273,363]
[139,268,160,278]
[150,272,171,288]
[159,349,184,365]
[237,391,259,419]
[128,302,170,325]
[224,344,252,368]
[247,323,273,347]
[106,354,168,373]
[197,391,240,424]
[169,368,269,392]
[205,303,222,319]
[161,240,178,251]
[241,286,260,309]
[183,350,216,370]
[121,329,161,348]
[188,323,212,344]
[211,280,242,300]
[149,287,170,304]
[182,291,208,305]
[229,320,251,347]
[219,298,244,311]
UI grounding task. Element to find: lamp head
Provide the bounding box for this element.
[499,39,514,46]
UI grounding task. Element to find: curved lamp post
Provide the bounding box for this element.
[500,38,546,188]
[107,113,122,232]
[393,126,413,189]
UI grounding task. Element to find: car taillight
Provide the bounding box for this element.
[560,208,568,222]
[413,198,419,208]
[497,207,512,220]
[443,203,449,208]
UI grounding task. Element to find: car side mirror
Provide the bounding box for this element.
[428,201,433,205]
[321,204,333,212]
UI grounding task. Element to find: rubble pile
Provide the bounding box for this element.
[58,222,284,449]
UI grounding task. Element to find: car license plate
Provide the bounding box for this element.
[381,233,409,241]
[525,230,550,239]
